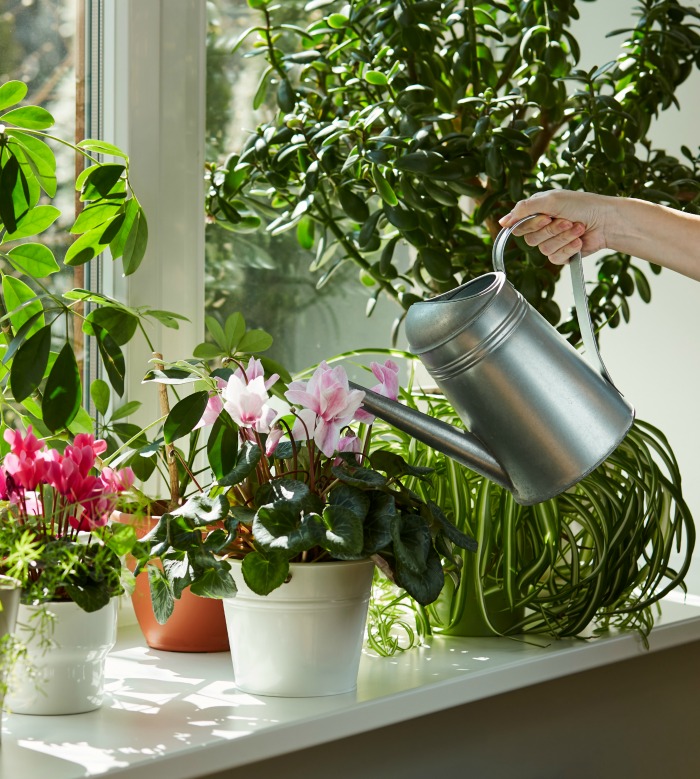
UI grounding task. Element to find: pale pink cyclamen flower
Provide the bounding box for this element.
[334,432,362,465]
[285,362,365,458]
[222,374,277,433]
[354,359,400,424]
[195,377,226,429]
[233,357,279,391]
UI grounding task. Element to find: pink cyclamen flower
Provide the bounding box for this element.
[222,374,276,433]
[195,378,226,429]
[2,450,46,491]
[3,425,43,458]
[234,357,279,391]
[334,433,362,465]
[285,362,365,458]
[355,359,400,424]
[63,433,107,477]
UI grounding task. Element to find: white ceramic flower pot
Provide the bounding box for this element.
[0,575,21,739]
[223,558,375,697]
[6,598,117,715]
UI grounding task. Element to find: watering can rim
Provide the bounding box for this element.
[407,271,509,356]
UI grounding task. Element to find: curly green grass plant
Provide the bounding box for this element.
[366,381,694,646]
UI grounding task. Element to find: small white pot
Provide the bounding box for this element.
[6,598,118,715]
[223,558,375,697]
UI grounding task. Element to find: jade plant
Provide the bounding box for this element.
[207,0,700,342]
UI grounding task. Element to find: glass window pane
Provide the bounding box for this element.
[205,1,397,374]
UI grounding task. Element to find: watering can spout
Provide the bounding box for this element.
[350,384,514,492]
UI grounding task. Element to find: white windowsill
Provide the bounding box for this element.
[2,595,700,779]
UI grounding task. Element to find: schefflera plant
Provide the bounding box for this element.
[0,79,181,441]
[208,0,700,342]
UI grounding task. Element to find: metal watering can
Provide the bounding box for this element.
[353,215,635,505]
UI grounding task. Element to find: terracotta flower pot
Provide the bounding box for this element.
[113,511,229,653]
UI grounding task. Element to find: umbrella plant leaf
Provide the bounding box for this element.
[0,80,28,111]
[64,214,125,266]
[7,130,57,197]
[2,275,44,337]
[92,323,126,396]
[10,323,51,402]
[1,105,54,130]
[83,305,138,345]
[42,343,81,432]
[6,242,60,277]
[90,378,111,416]
[207,409,239,481]
[1,204,60,243]
[122,204,148,276]
[164,390,209,444]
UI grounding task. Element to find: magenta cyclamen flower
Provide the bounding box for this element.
[285,362,365,457]
[1,428,134,533]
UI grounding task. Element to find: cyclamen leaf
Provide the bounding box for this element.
[241,550,289,596]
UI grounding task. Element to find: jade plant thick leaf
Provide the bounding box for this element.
[0,79,178,441]
[207,0,700,342]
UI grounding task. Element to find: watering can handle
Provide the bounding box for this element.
[493,214,614,385]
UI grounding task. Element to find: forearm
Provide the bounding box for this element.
[604,198,700,281]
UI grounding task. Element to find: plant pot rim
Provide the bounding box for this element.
[228,557,374,569]
[0,575,21,590]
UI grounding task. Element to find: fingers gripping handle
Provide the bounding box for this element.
[492,213,614,385]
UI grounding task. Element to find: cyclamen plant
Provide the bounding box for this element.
[0,428,138,612]
[140,341,476,622]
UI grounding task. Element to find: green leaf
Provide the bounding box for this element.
[42,343,82,432]
[93,323,126,396]
[80,163,126,200]
[0,154,20,232]
[67,406,95,436]
[193,342,223,360]
[394,545,444,605]
[2,275,44,336]
[218,440,262,486]
[1,204,60,243]
[241,550,289,596]
[420,247,453,282]
[429,501,477,551]
[108,196,137,259]
[83,306,138,346]
[70,201,123,234]
[237,328,273,353]
[64,214,124,266]
[189,564,237,599]
[10,324,51,401]
[224,312,246,349]
[122,204,148,275]
[77,139,128,158]
[174,494,229,525]
[164,390,209,444]
[0,80,28,111]
[390,513,430,575]
[365,70,388,86]
[110,400,142,421]
[338,187,370,222]
[205,315,228,350]
[362,492,395,555]
[90,378,111,415]
[253,502,324,555]
[372,165,398,206]
[321,504,364,558]
[6,130,57,197]
[144,309,188,329]
[1,105,54,130]
[6,243,60,277]
[148,566,175,625]
[207,410,239,481]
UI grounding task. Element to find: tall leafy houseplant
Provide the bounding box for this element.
[209,0,700,341]
[0,79,179,446]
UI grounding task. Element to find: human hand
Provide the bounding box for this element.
[499,191,611,265]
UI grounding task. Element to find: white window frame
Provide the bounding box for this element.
[100,0,206,423]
